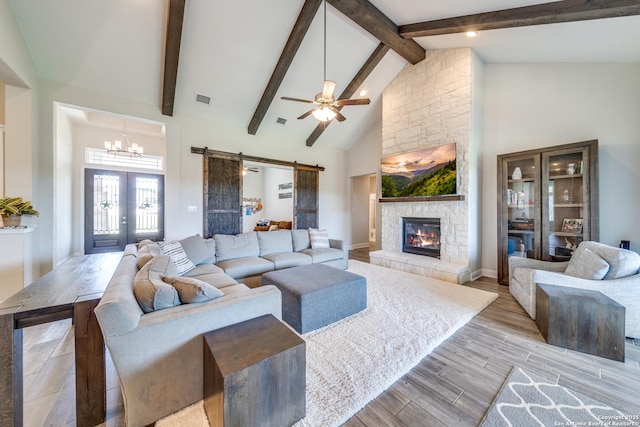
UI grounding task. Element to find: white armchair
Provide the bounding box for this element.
[509,241,640,338]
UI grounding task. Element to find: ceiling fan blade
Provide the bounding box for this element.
[322,80,336,100]
[297,109,315,120]
[331,107,347,122]
[334,98,370,106]
[281,96,315,104]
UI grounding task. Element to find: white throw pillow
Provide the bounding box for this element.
[159,240,195,275]
[564,247,610,280]
[309,228,330,249]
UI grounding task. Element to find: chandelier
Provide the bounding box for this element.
[104,120,143,157]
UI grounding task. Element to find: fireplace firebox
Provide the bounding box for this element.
[402,217,441,258]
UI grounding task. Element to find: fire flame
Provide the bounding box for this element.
[409,228,440,248]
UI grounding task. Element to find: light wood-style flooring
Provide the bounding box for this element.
[21,248,640,426]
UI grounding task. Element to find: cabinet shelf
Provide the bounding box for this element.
[507,178,535,183]
[508,230,535,235]
[551,232,583,237]
[550,174,583,180]
[553,203,583,208]
[508,204,535,208]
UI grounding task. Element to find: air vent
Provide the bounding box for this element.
[276,117,287,125]
[195,94,211,105]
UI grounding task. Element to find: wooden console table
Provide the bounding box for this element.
[0,252,120,427]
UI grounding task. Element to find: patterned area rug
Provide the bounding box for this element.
[480,367,640,427]
[157,260,498,427]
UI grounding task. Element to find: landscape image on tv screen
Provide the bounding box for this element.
[381,143,456,198]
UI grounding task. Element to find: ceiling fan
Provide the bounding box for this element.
[280,0,370,122]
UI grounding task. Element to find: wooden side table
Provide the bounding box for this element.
[203,314,306,427]
[536,283,625,362]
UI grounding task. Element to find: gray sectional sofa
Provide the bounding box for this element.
[94,229,346,426]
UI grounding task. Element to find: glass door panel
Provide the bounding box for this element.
[85,169,164,253]
[542,148,588,261]
[498,154,540,284]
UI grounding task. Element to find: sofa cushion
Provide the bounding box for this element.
[216,256,274,279]
[133,255,180,313]
[300,247,343,264]
[220,283,251,296]
[183,263,224,277]
[189,272,239,289]
[158,240,195,275]
[204,238,216,263]
[309,228,330,249]
[179,234,213,265]
[573,241,640,279]
[564,247,610,280]
[258,229,293,256]
[214,232,260,261]
[161,275,224,303]
[291,229,311,252]
[137,240,162,269]
[262,252,313,269]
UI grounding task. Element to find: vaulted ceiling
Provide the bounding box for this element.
[9,0,640,150]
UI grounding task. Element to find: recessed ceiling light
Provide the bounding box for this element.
[466,31,478,38]
[359,88,368,97]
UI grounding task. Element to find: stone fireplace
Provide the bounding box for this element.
[369,48,482,284]
[402,217,441,258]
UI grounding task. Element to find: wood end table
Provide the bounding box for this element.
[536,283,625,362]
[203,314,306,427]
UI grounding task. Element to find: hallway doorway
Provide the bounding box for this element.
[350,174,378,251]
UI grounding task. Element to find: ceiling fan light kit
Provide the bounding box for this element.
[280,0,370,123]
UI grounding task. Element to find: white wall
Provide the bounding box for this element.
[263,167,293,223]
[54,107,73,264]
[482,63,640,275]
[350,175,370,248]
[347,121,383,248]
[242,166,264,232]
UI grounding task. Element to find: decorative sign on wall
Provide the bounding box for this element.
[278,192,292,199]
[278,182,292,191]
[242,197,262,216]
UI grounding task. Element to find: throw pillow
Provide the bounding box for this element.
[564,247,610,280]
[161,275,224,303]
[309,228,330,249]
[180,234,214,265]
[158,240,195,275]
[136,240,162,269]
[133,255,180,313]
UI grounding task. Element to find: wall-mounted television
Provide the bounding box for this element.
[381,143,457,198]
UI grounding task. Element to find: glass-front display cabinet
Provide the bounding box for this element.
[497,140,598,285]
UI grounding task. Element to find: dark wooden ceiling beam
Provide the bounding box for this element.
[248,0,322,135]
[326,0,425,65]
[162,0,186,117]
[306,43,390,147]
[399,0,640,38]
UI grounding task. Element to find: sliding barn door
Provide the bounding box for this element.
[203,153,242,238]
[294,164,319,229]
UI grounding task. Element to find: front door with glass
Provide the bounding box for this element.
[84,169,164,253]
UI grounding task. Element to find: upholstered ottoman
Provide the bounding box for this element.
[262,264,367,333]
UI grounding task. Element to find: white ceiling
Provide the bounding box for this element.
[9,0,640,150]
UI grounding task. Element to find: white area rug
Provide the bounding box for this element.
[157,260,498,427]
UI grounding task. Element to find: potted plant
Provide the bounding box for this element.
[0,197,40,227]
